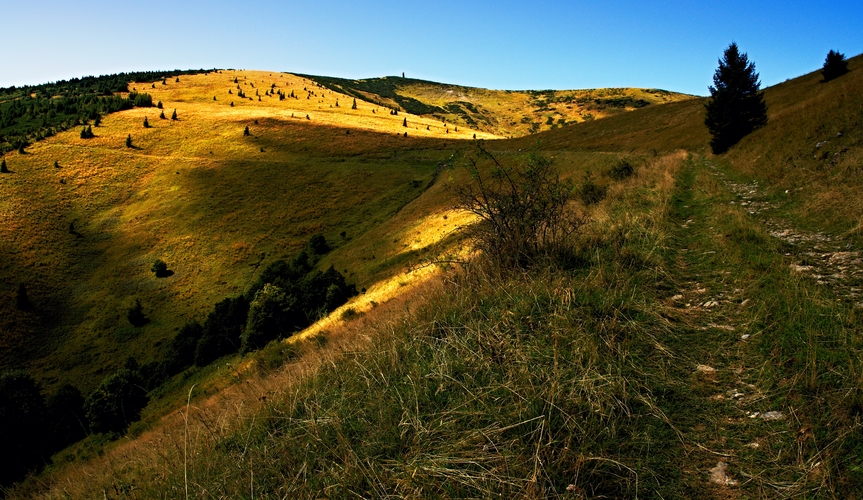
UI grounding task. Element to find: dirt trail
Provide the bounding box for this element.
[705,160,863,306]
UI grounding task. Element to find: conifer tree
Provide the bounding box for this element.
[171,109,178,120]
[143,116,149,128]
[403,117,407,127]
[157,101,163,109]
[0,158,7,173]
[244,126,250,136]
[352,98,357,109]
[704,43,768,154]
[125,134,133,148]
[160,110,166,119]
[821,50,849,82]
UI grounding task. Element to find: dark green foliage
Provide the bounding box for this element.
[156,101,163,109]
[125,134,132,148]
[578,172,607,205]
[301,74,446,115]
[171,109,177,120]
[244,125,250,136]
[0,69,208,154]
[84,367,149,434]
[80,125,94,139]
[307,234,331,255]
[17,143,26,154]
[242,250,357,348]
[704,43,768,154]
[16,283,31,310]
[0,371,47,486]
[608,158,635,180]
[1,158,7,173]
[241,284,300,353]
[143,116,149,128]
[822,50,849,82]
[166,321,204,372]
[194,296,250,366]
[46,383,87,448]
[403,117,407,127]
[151,259,171,277]
[352,98,357,109]
[127,298,147,327]
[93,114,101,126]
[129,92,154,108]
[159,110,166,119]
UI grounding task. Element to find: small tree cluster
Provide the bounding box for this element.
[80,125,95,139]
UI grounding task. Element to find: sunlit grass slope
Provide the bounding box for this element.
[307,74,695,137]
[0,70,497,394]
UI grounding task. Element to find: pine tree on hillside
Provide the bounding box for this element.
[1,158,7,173]
[171,109,178,120]
[125,134,133,148]
[704,43,768,154]
[403,117,407,127]
[822,50,849,82]
[352,98,357,109]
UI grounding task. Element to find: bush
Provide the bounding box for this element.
[84,368,149,434]
[127,298,147,327]
[822,50,849,82]
[608,158,635,180]
[151,259,171,277]
[454,143,588,269]
[15,283,31,310]
[578,172,607,205]
[308,234,330,255]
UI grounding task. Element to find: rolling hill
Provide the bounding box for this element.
[3,53,863,498]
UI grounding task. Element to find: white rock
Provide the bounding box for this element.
[708,462,738,486]
[696,364,717,374]
[761,411,785,421]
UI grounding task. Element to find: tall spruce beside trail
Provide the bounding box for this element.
[704,43,768,154]
[821,50,849,82]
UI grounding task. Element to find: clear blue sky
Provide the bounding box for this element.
[2,0,861,96]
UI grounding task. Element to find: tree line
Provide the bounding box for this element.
[0,235,356,488]
[0,69,213,154]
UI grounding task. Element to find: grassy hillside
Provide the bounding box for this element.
[5,53,863,498]
[0,69,500,395]
[307,74,695,137]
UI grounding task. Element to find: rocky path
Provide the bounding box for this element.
[662,157,853,497]
[705,159,863,306]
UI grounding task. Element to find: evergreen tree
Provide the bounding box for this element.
[125,134,133,148]
[704,43,768,154]
[143,116,149,128]
[822,50,849,82]
[127,298,147,326]
[157,101,163,109]
[352,98,357,109]
[160,110,166,119]
[244,125,250,136]
[403,117,407,127]
[93,114,101,127]
[0,158,7,173]
[171,109,178,120]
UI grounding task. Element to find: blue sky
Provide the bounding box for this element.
[2,1,861,96]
